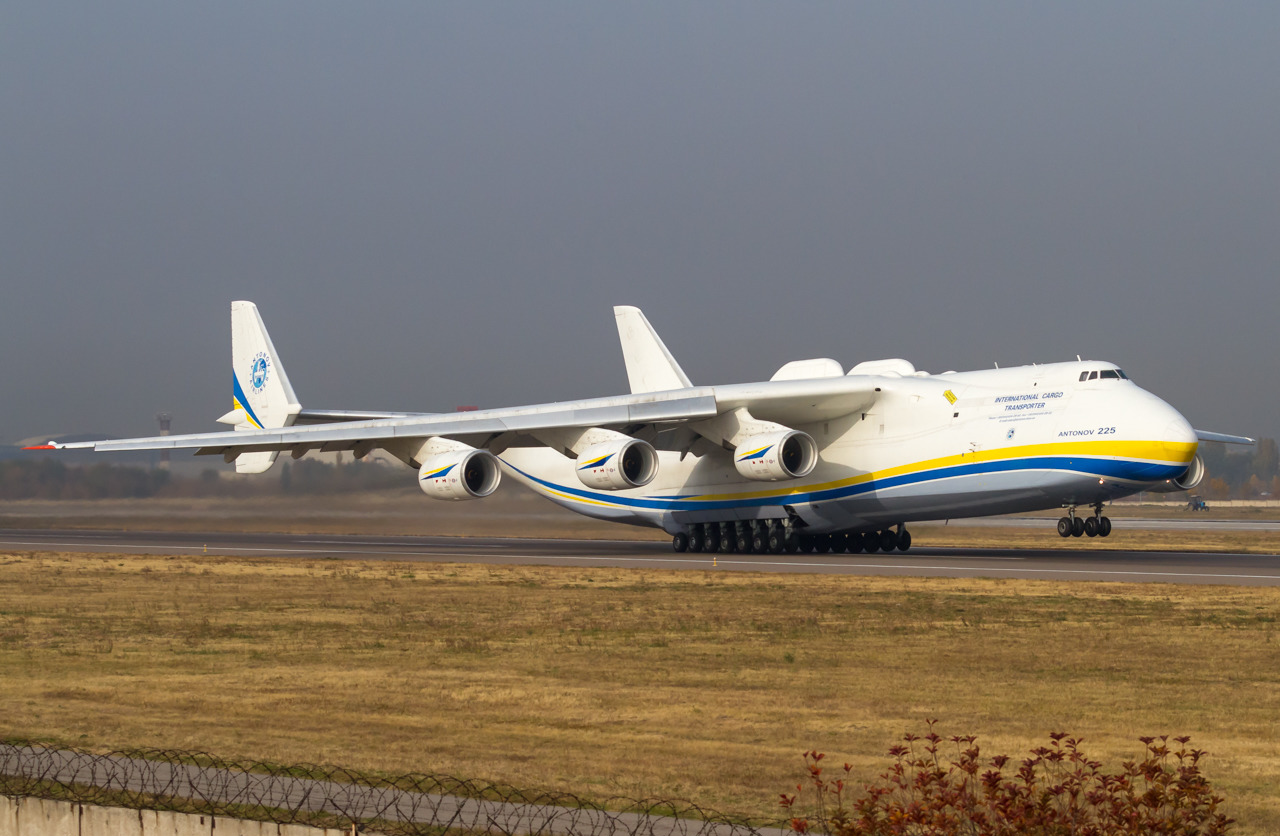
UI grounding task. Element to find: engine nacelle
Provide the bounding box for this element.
[734,430,817,481]
[418,449,501,500]
[1148,454,1205,493]
[575,439,658,490]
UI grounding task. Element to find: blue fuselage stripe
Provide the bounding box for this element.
[504,456,1188,512]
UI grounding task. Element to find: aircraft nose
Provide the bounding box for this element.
[1161,409,1198,463]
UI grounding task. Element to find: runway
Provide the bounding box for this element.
[2,528,1279,585]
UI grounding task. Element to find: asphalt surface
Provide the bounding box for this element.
[2,528,1279,585]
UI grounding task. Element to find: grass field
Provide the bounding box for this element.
[3,552,1280,833]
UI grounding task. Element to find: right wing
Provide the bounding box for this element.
[1195,430,1255,445]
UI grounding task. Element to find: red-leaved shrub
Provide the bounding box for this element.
[782,722,1232,835]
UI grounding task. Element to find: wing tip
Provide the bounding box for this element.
[22,444,58,450]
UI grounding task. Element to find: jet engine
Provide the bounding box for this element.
[575,438,658,490]
[734,430,817,481]
[1149,454,1205,492]
[418,448,501,500]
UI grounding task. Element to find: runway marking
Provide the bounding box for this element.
[3,538,1279,582]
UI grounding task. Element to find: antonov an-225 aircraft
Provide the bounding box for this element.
[33,302,1253,555]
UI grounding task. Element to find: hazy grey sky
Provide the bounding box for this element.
[3,3,1277,445]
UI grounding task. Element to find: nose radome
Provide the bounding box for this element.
[1162,411,1198,462]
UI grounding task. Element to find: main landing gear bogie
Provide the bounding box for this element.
[677,522,912,555]
[1057,505,1112,539]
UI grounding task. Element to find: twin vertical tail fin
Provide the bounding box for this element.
[223,301,302,473]
[613,306,693,394]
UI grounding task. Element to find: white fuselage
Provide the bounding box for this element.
[499,361,1198,535]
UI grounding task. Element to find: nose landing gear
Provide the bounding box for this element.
[1057,505,1112,539]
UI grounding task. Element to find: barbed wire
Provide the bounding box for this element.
[0,742,785,836]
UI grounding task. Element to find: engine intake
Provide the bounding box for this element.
[734,430,817,481]
[418,449,501,500]
[1148,454,1205,493]
[576,439,658,490]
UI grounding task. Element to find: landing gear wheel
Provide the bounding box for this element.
[704,527,721,552]
[752,532,767,553]
[719,527,734,553]
[846,534,864,554]
[672,532,689,553]
[798,534,815,553]
[785,533,800,554]
[1099,516,1112,537]
[1084,517,1099,537]
[1057,517,1072,538]
[879,529,898,552]
[863,531,880,553]
[736,533,752,553]
[689,528,705,552]
[1071,516,1085,537]
[768,529,785,554]
[897,529,912,552]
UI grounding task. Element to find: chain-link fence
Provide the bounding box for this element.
[0,742,785,836]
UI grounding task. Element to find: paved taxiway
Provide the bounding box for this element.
[1,528,1279,586]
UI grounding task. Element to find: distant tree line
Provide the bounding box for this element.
[0,457,406,501]
[1199,437,1279,499]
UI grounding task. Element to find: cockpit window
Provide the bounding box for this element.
[1117,369,1128,379]
[1079,371,1088,381]
[1088,371,1098,380]
[1099,369,1120,380]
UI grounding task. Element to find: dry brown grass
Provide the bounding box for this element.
[2,553,1280,832]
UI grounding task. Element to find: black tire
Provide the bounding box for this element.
[798,534,815,553]
[785,533,800,554]
[737,533,752,553]
[1071,516,1085,537]
[863,531,880,553]
[879,529,898,552]
[672,532,689,553]
[768,530,785,553]
[1099,516,1112,537]
[752,533,767,553]
[705,529,720,552]
[1084,517,1098,537]
[1057,517,1072,538]
[897,529,912,552]
[846,533,864,554]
